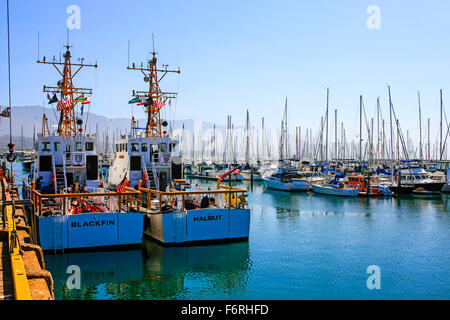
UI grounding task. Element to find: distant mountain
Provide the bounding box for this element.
[0,105,228,150]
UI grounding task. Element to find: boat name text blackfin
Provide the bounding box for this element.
[71,220,115,228]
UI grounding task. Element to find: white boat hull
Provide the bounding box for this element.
[311,184,358,197]
[263,178,310,191]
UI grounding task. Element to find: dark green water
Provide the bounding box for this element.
[15,162,448,300]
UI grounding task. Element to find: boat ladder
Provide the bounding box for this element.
[150,159,160,191]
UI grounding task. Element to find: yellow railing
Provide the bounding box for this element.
[138,181,247,212]
[31,185,141,216]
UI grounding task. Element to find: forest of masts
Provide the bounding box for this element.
[40,89,449,166]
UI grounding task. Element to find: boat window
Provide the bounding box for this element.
[131,143,139,152]
[86,155,98,180]
[169,143,176,152]
[66,144,71,152]
[124,143,128,152]
[39,155,52,172]
[130,156,141,171]
[141,143,148,152]
[76,142,83,152]
[85,142,94,151]
[150,144,158,162]
[54,142,61,151]
[42,142,51,152]
[159,143,167,153]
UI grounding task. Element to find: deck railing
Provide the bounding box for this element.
[31,182,141,216]
[137,181,247,212]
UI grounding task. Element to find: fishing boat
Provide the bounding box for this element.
[109,44,250,245]
[106,48,182,192]
[345,175,393,196]
[30,42,143,252]
[140,166,250,245]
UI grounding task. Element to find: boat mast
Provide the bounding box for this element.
[127,35,180,138]
[245,109,250,165]
[376,97,380,164]
[359,95,362,164]
[440,89,443,160]
[325,89,329,164]
[38,41,97,137]
[388,86,394,183]
[334,109,337,161]
[418,91,423,160]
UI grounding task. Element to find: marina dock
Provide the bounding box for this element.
[0,168,54,300]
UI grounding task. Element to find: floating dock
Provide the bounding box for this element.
[0,169,54,300]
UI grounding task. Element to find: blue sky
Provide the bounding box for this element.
[1,0,450,144]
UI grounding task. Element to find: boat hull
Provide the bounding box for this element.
[442,183,450,193]
[37,212,144,252]
[389,185,415,195]
[263,178,309,191]
[144,208,250,245]
[413,182,445,192]
[311,185,358,197]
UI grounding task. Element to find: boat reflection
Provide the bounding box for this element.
[141,239,251,299]
[45,249,144,299]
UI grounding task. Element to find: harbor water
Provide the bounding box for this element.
[15,164,449,299]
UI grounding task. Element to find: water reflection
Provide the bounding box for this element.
[45,249,144,300]
[141,239,252,299]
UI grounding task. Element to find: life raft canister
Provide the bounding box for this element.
[142,170,148,186]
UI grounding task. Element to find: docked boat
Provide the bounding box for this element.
[345,175,393,196]
[140,166,250,245]
[262,160,309,191]
[396,168,445,192]
[195,165,219,180]
[106,51,183,192]
[21,153,34,171]
[311,181,359,197]
[30,43,144,252]
[112,47,250,245]
[432,169,450,193]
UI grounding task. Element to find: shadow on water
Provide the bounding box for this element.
[46,239,252,300]
[140,239,251,299]
[45,249,144,300]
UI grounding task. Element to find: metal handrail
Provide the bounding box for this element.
[31,185,141,216]
[138,182,247,212]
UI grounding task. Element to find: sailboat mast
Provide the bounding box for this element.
[440,89,443,160]
[359,95,362,163]
[334,109,337,160]
[388,86,394,183]
[418,91,423,160]
[325,89,329,163]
